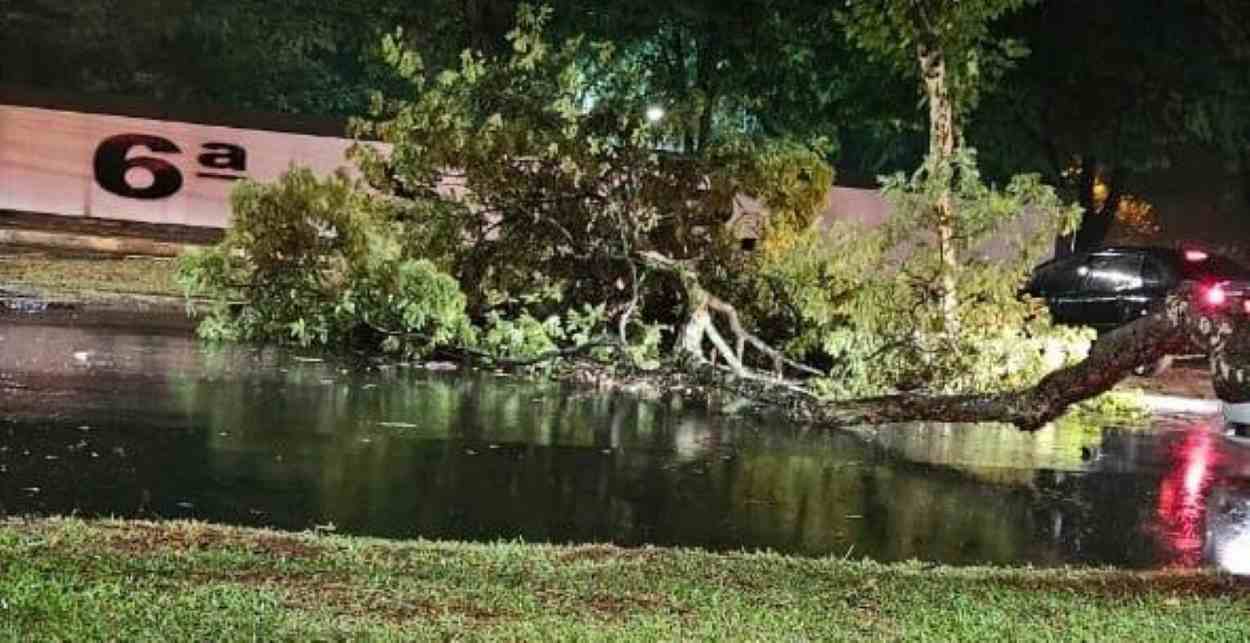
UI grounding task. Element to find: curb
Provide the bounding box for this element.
[1,289,188,314]
[0,228,194,257]
[1139,393,1221,416]
[0,287,199,335]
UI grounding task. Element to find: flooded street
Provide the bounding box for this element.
[3,317,1250,572]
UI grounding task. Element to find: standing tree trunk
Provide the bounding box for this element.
[917,37,960,333]
[692,36,719,158]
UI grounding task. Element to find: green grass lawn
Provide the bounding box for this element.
[1,518,1247,641]
[0,252,182,298]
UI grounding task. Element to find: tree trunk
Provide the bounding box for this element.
[917,38,959,333]
[642,241,1234,431]
[1200,305,1250,404]
[694,85,717,157]
[692,37,718,158]
[819,296,1194,430]
[649,253,1228,431]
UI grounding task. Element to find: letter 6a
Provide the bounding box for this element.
[93,134,183,199]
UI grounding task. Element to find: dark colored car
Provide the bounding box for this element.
[1026,246,1250,331]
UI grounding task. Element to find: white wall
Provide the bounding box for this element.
[0,105,359,228]
[0,103,1057,264]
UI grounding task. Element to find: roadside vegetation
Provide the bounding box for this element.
[0,251,181,298]
[178,4,1129,430]
[3,517,1248,641]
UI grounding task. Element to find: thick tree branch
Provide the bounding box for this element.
[637,250,836,380]
[820,298,1193,430]
[640,247,1221,431]
[686,302,1187,432]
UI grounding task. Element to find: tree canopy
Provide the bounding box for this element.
[968,0,1250,250]
[3,0,447,116]
[1,0,920,180]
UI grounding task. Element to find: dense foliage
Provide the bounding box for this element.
[968,0,1250,252]
[840,0,1035,123]
[178,169,474,355]
[708,149,1086,397]
[177,4,1095,402]
[180,5,822,368]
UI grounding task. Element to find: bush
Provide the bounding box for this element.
[178,168,658,369]
[178,169,474,357]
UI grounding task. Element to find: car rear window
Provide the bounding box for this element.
[1176,254,1250,281]
[1028,255,1086,294]
[1084,254,1144,292]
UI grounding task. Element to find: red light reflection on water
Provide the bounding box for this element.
[1155,426,1221,567]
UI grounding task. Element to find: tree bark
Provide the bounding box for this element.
[692,37,719,157]
[640,235,1239,432]
[818,296,1194,430]
[1196,303,1250,404]
[917,36,960,334]
[636,251,821,379]
[648,254,1228,431]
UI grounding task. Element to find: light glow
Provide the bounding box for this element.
[645,106,665,122]
[1185,249,1210,262]
[1155,426,1221,568]
[1205,284,1227,307]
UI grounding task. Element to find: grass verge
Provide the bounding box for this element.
[1,517,1247,641]
[0,251,182,298]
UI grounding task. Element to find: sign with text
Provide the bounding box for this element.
[0,105,359,228]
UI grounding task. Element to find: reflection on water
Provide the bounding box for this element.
[2,319,1250,570]
[1154,427,1219,567]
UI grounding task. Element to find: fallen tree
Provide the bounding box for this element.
[179,172,1227,433]
[681,303,1184,432]
[641,249,1223,431]
[826,286,1242,430]
[183,8,1235,433]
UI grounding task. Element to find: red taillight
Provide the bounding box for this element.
[1185,249,1210,262]
[1205,284,1228,307]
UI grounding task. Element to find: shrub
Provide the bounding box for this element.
[178,168,473,357]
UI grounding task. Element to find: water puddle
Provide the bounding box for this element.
[2,318,1248,571]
